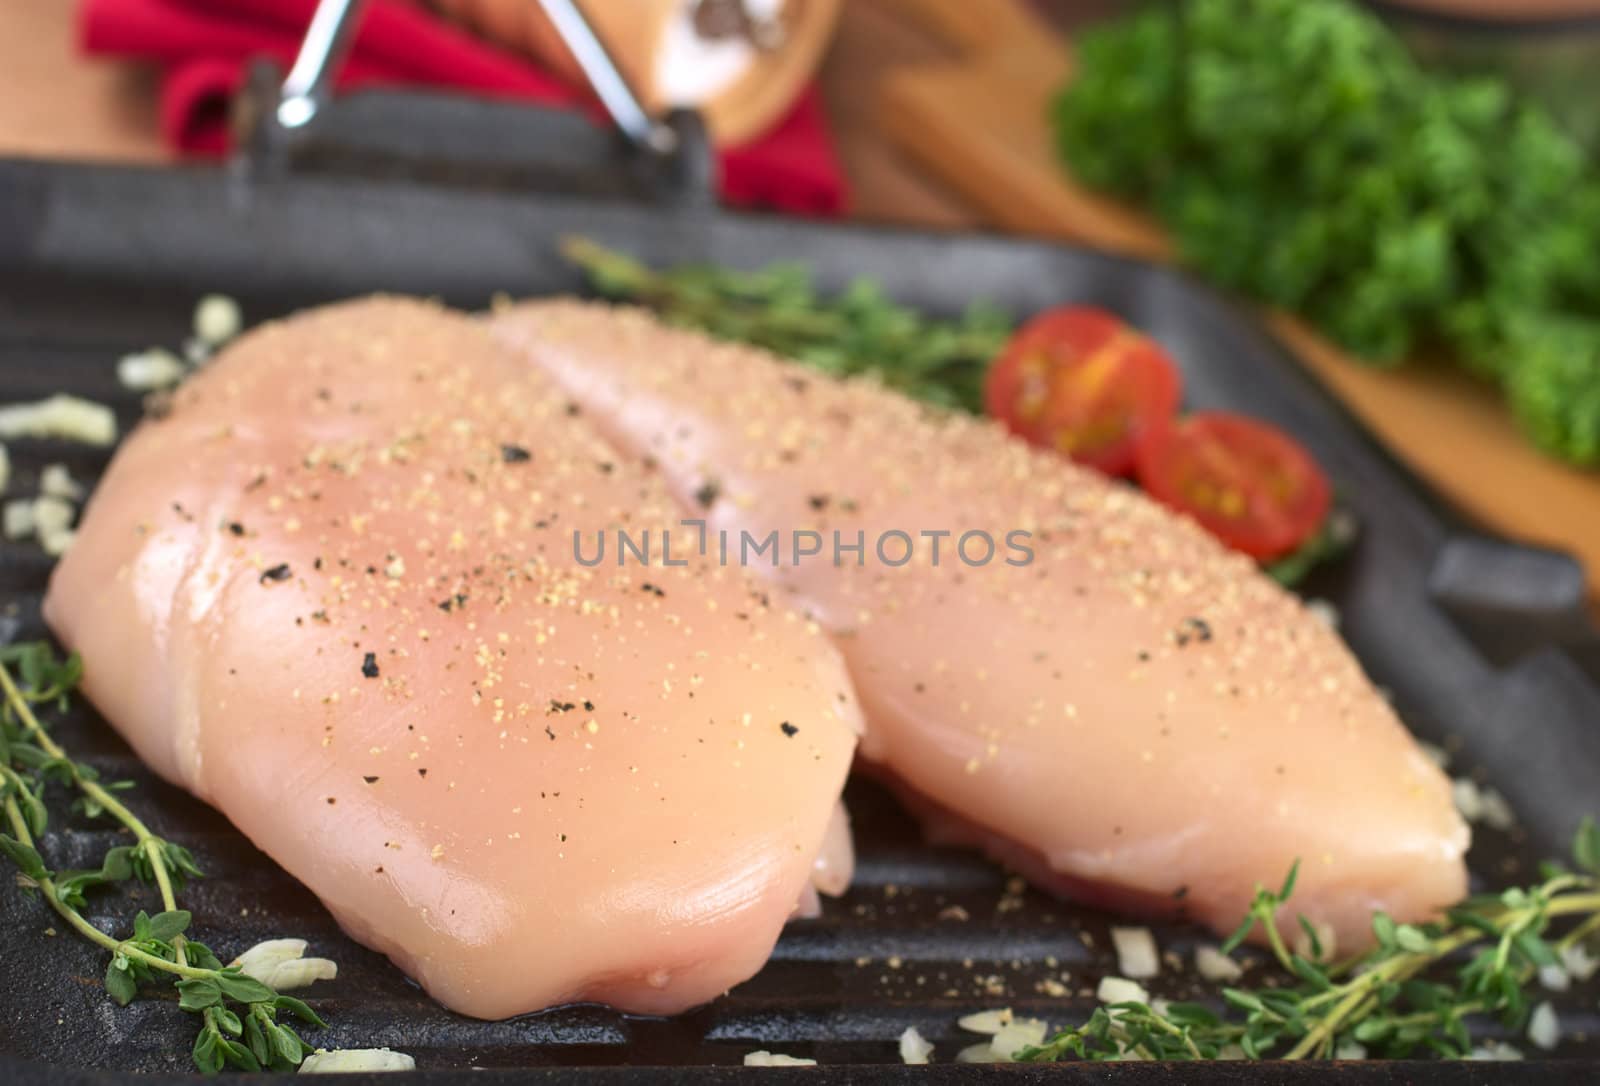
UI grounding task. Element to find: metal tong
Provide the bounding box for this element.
[255,0,688,171]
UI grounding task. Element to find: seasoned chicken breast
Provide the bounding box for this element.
[491,299,1469,950]
[44,298,860,1019]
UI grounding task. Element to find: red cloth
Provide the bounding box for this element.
[78,0,846,214]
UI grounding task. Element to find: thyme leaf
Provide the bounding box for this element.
[0,642,336,1074]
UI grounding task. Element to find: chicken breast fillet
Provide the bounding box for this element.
[44,297,860,1019]
[490,299,1469,950]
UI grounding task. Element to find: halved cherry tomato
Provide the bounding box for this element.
[985,306,1182,477]
[1134,412,1331,560]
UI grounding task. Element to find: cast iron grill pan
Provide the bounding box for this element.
[0,158,1597,1083]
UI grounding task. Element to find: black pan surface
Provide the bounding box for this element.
[0,156,1596,1082]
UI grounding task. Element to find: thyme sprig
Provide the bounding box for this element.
[561,236,1014,413]
[1021,824,1600,1062]
[0,642,328,1074]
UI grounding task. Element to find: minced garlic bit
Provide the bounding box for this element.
[1304,598,1340,629]
[1561,941,1599,982]
[39,463,85,501]
[230,938,338,991]
[1110,926,1160,979]
[1418,741,1450,769]
[1334,1039,1367,1060]
[32,495,74,538]
[117,347,187,392]
[954,1042,1000,1064]
[39,526,75,557]
[1452,777,1516,831]
[3,499,34,540]
[1527,1001,1561,1051]
[1096,975,1150,1005]
[742,1051,817,1067]
[1194,944,1243,983]
[991,1018,1049,1061]
[898,1026,933,1065]
[0,394,117,446]
[194,293,243,347]
[1466,1041,1524,1061]
[1294,919,1337,964]
[299,1048,415,1073]
[1538,963,1570,992]
[956,1008,1013,1034]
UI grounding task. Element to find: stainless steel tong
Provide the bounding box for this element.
[276,0,679,155]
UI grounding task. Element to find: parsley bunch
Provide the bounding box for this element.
[0,643,328,1074]
[1054,0,1600,465]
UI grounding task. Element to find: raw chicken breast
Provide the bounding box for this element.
[44,298,860,1019]
[491,299,1469,950]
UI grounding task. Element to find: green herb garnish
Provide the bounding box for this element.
[1266,506,1358,588]
[1053,0,1600,466]
[1020,828,1600,1062]
[0,642,329,1074]
[562,236,1014,412]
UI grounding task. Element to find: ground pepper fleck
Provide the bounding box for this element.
[361,652,380,678]
[780,722,799,737]
[501,444,532,463]
[259,563,291,584]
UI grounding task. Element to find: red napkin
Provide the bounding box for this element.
[79,0,847,214]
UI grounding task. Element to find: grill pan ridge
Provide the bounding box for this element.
[0,156,1597,1082]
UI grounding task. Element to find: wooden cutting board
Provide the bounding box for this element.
[874,0,1600,603]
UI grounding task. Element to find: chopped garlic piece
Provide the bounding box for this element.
[954,1042,998,1063]
[1560,942,1598,982]
[1096,976,1149,1005]
[1538,964,1570,992]
[1418,741,1450,769]
[231,938,337,991]
[39,463,85,501]
[898,1026,933,1065]
[1453,778,1517,830]
[1305,598,1340,629]
[991,1018,1049,1061]
[1194,944,1243,983]
[117,348,186,392]
[1111,926,1160,979]
[4,499,34,540]
[1527,1001,1560,1051]
[39,526,75,557]
[299,1048,414,1073]
[0,395,116,446]
[957,1008,1013,1035]
[1294,919,1337,963]
[1452,778,1484,822]
[1467,1041,1524,1061]
[195,294,243,347]
[1478,787,1515,831]
[32,496,74,536]
[742,1051,816,1067]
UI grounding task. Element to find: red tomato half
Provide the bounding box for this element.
[1134,412,1332,560]
[985,306,1183,476]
